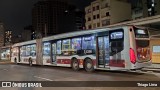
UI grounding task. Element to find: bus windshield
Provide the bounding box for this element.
[134,29,149,38]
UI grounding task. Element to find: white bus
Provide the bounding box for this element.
[11,25,151,71]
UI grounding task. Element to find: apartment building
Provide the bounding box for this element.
[85,0,131,29]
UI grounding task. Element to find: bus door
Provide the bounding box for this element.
[52,43,57,63]
[97,36,110,68]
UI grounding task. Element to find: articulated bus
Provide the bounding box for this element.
[11,25,151,72]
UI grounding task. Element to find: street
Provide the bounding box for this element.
[0,64,160,90]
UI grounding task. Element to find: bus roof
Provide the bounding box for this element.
[12,25,148,47]
[42,25,129,42]
[12,39,36,47]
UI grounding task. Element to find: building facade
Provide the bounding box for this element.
[4,30,12,46]
[85,0,131,29]
[131,0,160,20]
[0,22,5,47]
[32,0,85,37]
[21,25,34,41]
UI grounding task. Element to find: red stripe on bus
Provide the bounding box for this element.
[57,59,96,65]
[57,59,71,64]
[109,60,125,67]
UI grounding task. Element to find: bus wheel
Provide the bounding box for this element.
[84,58,94,72]
[14,58,17,64]
[29,58,32,66]
[71,58,79,71]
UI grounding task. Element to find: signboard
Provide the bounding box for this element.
[153,46,160,53]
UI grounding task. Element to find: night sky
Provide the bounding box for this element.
[0,0,93,35]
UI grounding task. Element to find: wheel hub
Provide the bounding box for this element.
[87,62,92,69]
[73,62,78,68]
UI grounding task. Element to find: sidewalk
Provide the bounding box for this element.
[0,59,13,64]
[142,64,160,73]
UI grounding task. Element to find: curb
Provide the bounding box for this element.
[141,68,160,73]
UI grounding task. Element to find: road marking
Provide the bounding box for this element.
[34,76,53,81]
[2,69,8,71]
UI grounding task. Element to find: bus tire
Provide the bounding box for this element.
[84,58,94,72]
[71,58,79,71]
[29,58,32,66]
[14,58,17,64]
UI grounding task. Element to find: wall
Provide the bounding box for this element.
[150,38,160,63]
[110,0,131,24]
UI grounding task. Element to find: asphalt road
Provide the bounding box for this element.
[0,64,160,90]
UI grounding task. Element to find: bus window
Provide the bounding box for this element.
[57,40,62,54]
[20,46,26,57]
[12,48,18,57]
[62,39,71,55]
[31,44,36,56]
[62,39,70,50]
[43,42,51,56]
[72,38,81,50]
[82,36,95,50]
[110,41,124,55]
[26,45,31,56]
[110,30,124,55]
[71,38,81,54]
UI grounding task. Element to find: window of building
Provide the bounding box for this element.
[88,17,91,21]
[93,15,96,19]
[106,12,110,16]
[88,25,92,29]
[93,23,96,28]
[93,7,95,11]
[97,14,100,19]
[96,6,99,10]
[97,22,100,27]
[86,8,91,14]
[105,3,109,7]
[88,9,91,13]
[102,19,110,26]
[43,42,51,56]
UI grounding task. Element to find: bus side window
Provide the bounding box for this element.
[82,36,95,50]
[20,46,26,57]
[62,39,71,55]
[71,38,81,54]
[43,42,51,56]
[31,44,36,56]
[26,45,31,56]
[110,41,124,55]
[57,40,62,55]
[109,29,124,55]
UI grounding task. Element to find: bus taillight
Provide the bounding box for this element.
[130,48,136,64]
